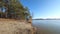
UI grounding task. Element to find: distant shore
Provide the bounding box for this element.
[33,19,60,20]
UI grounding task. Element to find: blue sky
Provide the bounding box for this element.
[20,0,60,19]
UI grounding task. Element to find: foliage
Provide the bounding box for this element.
[0,0,31,19]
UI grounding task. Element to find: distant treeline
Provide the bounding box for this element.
[33,19,60,20]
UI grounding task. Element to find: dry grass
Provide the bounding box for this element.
[0,18,34,34]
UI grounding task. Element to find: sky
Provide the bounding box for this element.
[20,0,60,19]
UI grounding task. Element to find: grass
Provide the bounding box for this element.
[0,18,34,34]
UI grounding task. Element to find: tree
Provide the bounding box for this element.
[0,0,31,20]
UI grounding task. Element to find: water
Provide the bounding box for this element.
[32,20,60,34]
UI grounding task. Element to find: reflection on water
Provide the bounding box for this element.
[32,20,60,34]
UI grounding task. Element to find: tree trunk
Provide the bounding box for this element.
[5,12,8,18]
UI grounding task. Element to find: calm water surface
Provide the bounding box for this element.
[32,20,60,34]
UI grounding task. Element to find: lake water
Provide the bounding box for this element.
[32,20,60,34]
